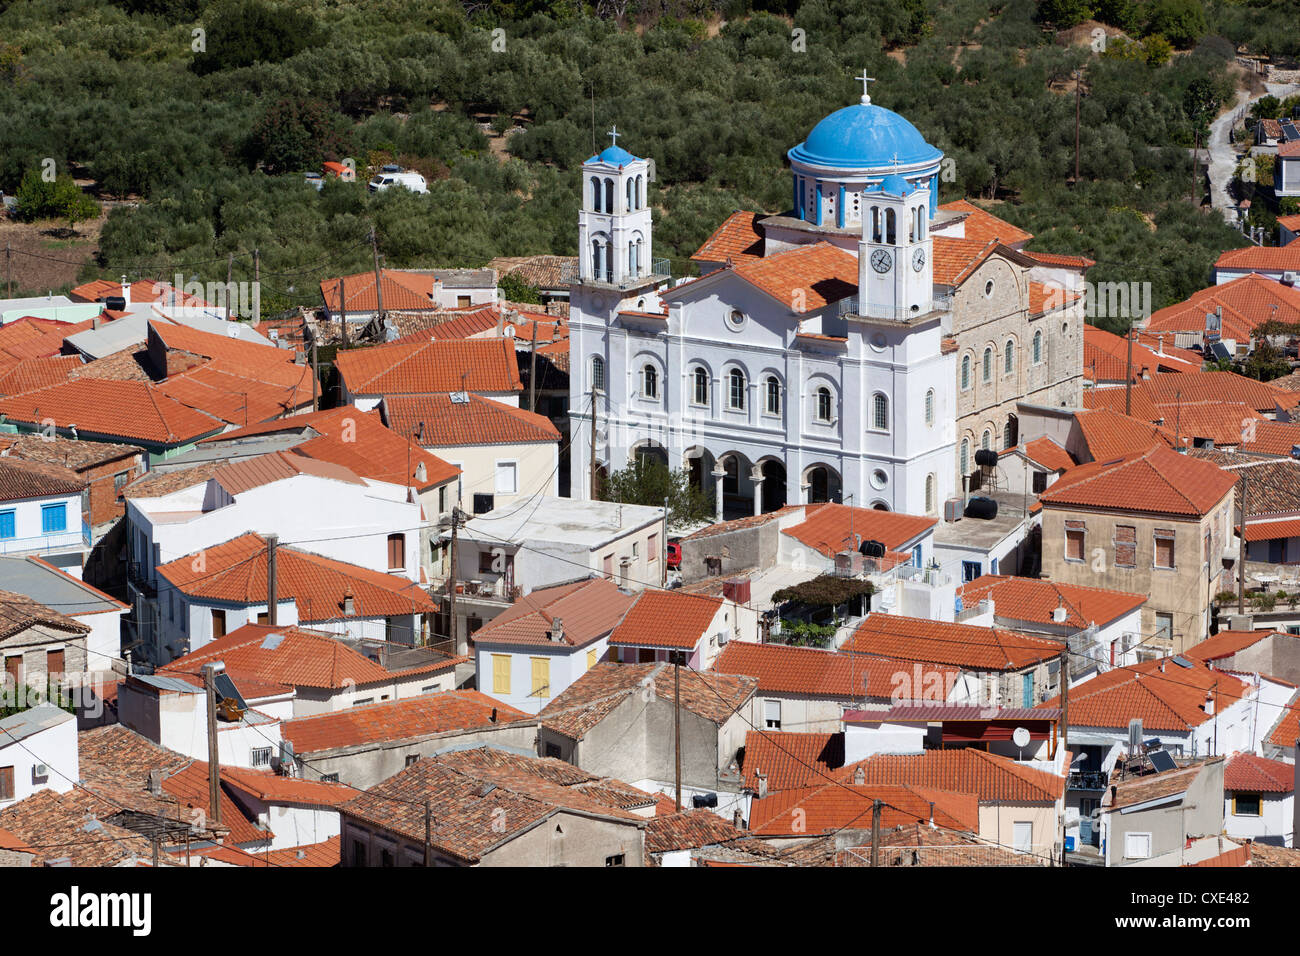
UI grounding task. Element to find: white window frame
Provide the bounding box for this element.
[763,698,782,729]
[495,459,519,496]
[1124,832,1152,860]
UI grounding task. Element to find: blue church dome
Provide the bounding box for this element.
[589,144,639,167]
[788,103,942,170]
[872,173,914,196]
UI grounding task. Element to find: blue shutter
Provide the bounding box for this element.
[41,503,67,533]
[0,510,13,539]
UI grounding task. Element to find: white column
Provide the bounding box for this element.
[712,465,727,520]
[750,465,765,517]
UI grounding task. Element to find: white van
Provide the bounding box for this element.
[367,171,428,195]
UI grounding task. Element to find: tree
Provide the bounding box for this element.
[13,170,99,230]
[1037,0,1094,28]
[245,97,348,175]
[1146,0,1206,49]
[499,272,542,303]
[191,0,321,76]
[599,457,713,531]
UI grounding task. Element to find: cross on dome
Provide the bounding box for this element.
[608,125,619,146]
[855,70,876,105]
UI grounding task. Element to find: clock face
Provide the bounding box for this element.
[912,247,926,272]
[870,249,893,274]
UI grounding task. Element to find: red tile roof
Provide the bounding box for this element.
[748,782,980,836]
[739,730,844,792]
[382,392,559,448]
[1147,274,1300,342]
[1015,437,1075,473]
[217,766,355,807]
[932,236,998,286]
[939,199,1033,245]
[724,242,858,314]
[282,690,532,753]
[211,450,364,496]
[470,577,634,649]
[781,503,936,558]
[1083,324,1201,383]
[608,589,723,650]
[0,316,93,363]
[1267,694,1300,748]
[0,587,90,640]
[335,337,521,395]
[1185,629,1280,662]
[149,320,297,368]
[644,809,753,856]
[0,379,224,445]
[1223,752,1294,793]
[1022,250,1096,269]
[156,533,439,621]
[162,623,457,691]
[1029,282,1080,317]
[0,354,83,395]
[202,406,459,491]
[713,641,956,700]
[1153,401,1261,447]
[690,211,765,264]
[319,269,446,314]
[958,575,1146,629]
[837,748,1066,802]
[0,456,85,502]
[388,306,502,344]
[1040,657,1247,731]
[1215,246,1300,273]
[847,613,1062,672]
[70,278,207,307]
[1074,405,1180,463]
[1039,443,1237,517]
[1238,419,1300,456]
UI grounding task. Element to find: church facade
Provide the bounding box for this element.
[567,85,1085,519]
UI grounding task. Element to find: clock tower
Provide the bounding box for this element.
[857,172,934,319]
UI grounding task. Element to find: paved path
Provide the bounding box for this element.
[1205,77,1300,222]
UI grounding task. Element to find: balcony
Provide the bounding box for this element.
[1067,771,1109,791]
[0,527,87,557]
[560,258,671,290]
[837,291,953,322]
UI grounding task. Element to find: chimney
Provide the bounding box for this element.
[929,801,936,828]
[550,617,565,643]
[121,276,131,309]
[490,707,497,723]
[756,771,768,799]
[853,766,865,785]
[1204,691,1215,716]
[1052,596,1068,624]
[343,588,355,616]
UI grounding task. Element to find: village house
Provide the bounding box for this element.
[334,336,523,411]
[0,434,142,539]
[0,705,78,809]
[280,691,540,789]
[0,556,125,677]
[1099,758,1228,866]
[607,588,746,671]
[0,458,89,575]
[471,576,634,714]
[338,748,650,867]
[0,590,91,703]
[1221,751,1295,847]
[1038,442,1237,654]
[319,268,498,326]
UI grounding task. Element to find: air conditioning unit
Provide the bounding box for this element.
[716,631,729,647]
[33,764,48,779]
[1284,272,1298,285]
[943,498,964,522]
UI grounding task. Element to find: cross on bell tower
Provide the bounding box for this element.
[608,125,619,147]
[855,70,876,105]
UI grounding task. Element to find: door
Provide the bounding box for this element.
[1013,821,1033,854]
[1022,672,1034,708]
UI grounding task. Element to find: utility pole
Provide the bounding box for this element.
[661,496,669,589]
[674,650,683,812]
[225,253,234,322]
[1238,473,1248,614]
[339,274,349,349]
[151,813,161,867]
[1124,328,1134,416]
[252,247,260,326]
[4,241,11,297]
[528,318,538,412]
[266,534,278,626]
[370,226,385,326]
[1191,129,1199,202]
[1073,70,1081,184]
[202,662,223,827]
[447,508,459,655]
[424,799,432,867]
[309,323,319,412]
[870,799,882,866]
[589,385,598,500]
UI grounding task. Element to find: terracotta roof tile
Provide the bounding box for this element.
[156,533,439,622]
[470,577,634,649]
[1041,658,1245,732]
[0,355,83,396]
[739,730,844,792]
[335,337,521,396]
[847,613,1062,672]
[932,236,998,286]
[1040,443,1236,517]
[726,242,857,313]
[1223,752,1294,793]
[0,587,90,640]
[0,456,85,501]
[1148,274,1300,342]
[383,392,559,447]
[939,199,1033,245]
[608,590,723,650]
[1215,246,1300,273]
[1016,437,1075,473]
[1186,629,1282,661]
[211,450,365,496]
[781,503,936,558]
[957,574,1145,629]
[690,211,765,263]
[837,748,1066,802]
[748,782,980,835]
[644,809,751,856]
[0,379,223,445]
[714,641,956,700]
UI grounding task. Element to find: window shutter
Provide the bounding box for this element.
[0,766,13,801]
[1065,520,1085,561]
[1114,525,1137,568]
[1154,530,1175,569]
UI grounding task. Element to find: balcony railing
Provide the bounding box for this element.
[1067,771,1109,791]
[837,291,953,320]
[560,258,671,289]
[0,528,87,556]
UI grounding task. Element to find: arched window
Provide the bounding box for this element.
[636,174,643,208]
[924,389,934,426]
[766,376,781,415]
[591,356,605,392]
[1003,417,1016,449]
[925,474,936,515]
[981,430,991,451]
[728,369,746,410]
[960,439,970,477]
[627,178,634,212]
[604,178,614,213]
[636,238,644,276]
[591,239,602,280]
[872,393,889,431]
[693,367,709,406]
[628,241,636,276]
[1033,330,1042,364]
[982,347,993,383]
[885,208,896,244]
[1004,339,1014,374]
[642,364,658,399]
[871,206,882,243]
[591,176,602,212]
[816,386,832,422]
[961,354,971,390]
[917,206,926,239]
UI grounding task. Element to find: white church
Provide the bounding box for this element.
[567,78,1086,519]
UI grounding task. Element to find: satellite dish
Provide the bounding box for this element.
[1012,726,1030,748]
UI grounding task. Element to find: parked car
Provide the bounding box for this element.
[666,540,682,570]
[367,171,428,195]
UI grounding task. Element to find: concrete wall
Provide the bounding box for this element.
[1224,790,1293,847]
[476,638,611,715]
[426,439,559,512]
[0,714,77,809]
[680,521,780,584]
[1103,760,1225,866]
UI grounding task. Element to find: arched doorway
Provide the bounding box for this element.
[760,459,786,513]
[805,464,842,504]
[632,441,669,469]
[1003,414,1019,450]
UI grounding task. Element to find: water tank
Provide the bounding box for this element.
[691,793,718,809]
[859,539,886,558]
[974,449,998,468]
[722,577,751,604]
[104,295,126,312]
[964,496,998,520]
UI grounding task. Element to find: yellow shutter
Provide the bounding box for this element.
[492,654,511,695]
[587,648,597,670]
[531,657,550,698]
